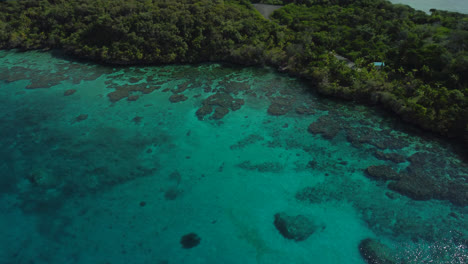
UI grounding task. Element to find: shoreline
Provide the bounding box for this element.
[2,48,468,159]
[1,0,467,157]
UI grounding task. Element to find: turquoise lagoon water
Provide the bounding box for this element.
[388,0,468,14]
[0,50,467,264]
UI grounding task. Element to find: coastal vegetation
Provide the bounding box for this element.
[0,0,467,149]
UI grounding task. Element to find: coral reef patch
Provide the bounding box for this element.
[180,233,201,249]
[358,238,398,264]
[273,213,318,241]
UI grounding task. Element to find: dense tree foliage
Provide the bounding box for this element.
[0,0,285,64]
[268,1,468,147]
[0,0,467,149]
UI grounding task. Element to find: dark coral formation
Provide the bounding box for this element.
[168,171,182,185]
[195,105,213,119]
[295,105,315,115]
[27,169,59,189]
[12,122,162,214]
[173,81,191,93]
[64,89,76,96]
[307,115,344,139]
[127,95,139,101]
[374,151,406,163]
[273,213,317,241]
[267,97,294,116]
[195,93,244,120]
[164,187,179,200]
[365,165,400,181]
[307,113,410,152]
[169,94,188,103]
[218,79,250,94]
[388,173,441,202]
[365,152,468,206]
[212,107,229,120]
[26,74,67,89]
[0,66,29,82]
[358,238,398,264]
[345,127,407,150]
[237,161,283,173]
[107,84,159,103]
[230,134,264,150]
[296,186,336,204]
[132,116,143,124]
[75,114,88,122]
[180,233,201,249]
[296,171,468,244]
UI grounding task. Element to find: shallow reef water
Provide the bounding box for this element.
[0,50,467,264]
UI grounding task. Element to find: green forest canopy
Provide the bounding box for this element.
[0,0,467,149]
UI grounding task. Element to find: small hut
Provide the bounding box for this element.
[373,62,385,69]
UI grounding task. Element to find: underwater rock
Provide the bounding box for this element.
[380,152,468,206]
[169,94,188,103]
[132,116,143,124]
[237,161,283,173]
[207,93,244,109]
[230,134,264,150]
[218,79,250,94]
[212,107,229,120]
[388,172,439,201]
[196,93,244,120]
[358,238,398,264]
[1,66,29,82]
[107,84,158,102]
[295,179,462,242]
[26,73,66,89]
[365,165,400,181]
[63,89,76,96]
[267,97,294,116]
[374,151,406,163]
[445,180,468,206]
[129,77,140,83]
[127,95,139,101]
[27,169,58,189]
[75,114,88,122]
[173,81,191,93]
[196,105,213,120]
[385,192,397,200]
[346,127,381,148]
[295,105,315,115]
[306,160,318,169]
[180,233,201,249]
[168,171,182,184]
[164,187,180,200]
[346,127,408,150]
[295,187,327,203]
[308,115,343,140]
[108,89,129,102]
[273,213,317,241]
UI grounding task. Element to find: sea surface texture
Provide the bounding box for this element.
[388,0,468,14]
[0,50,467,264]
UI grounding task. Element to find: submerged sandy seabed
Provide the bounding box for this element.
[0,50,466,264]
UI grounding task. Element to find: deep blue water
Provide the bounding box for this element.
[0,50,467,264]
